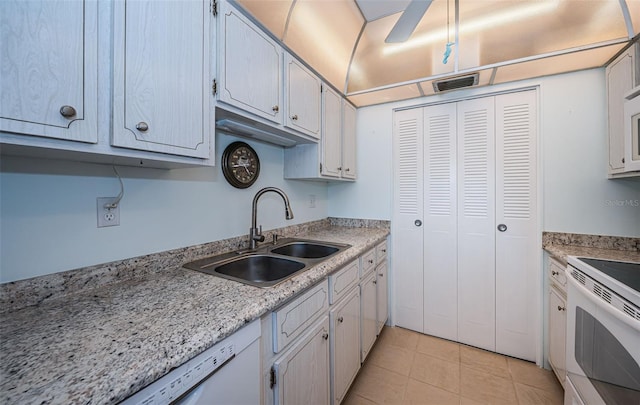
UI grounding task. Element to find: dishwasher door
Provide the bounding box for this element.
[177,338,260,405]
[121,320,261,405]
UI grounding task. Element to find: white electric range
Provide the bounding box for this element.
[564,256,640,405]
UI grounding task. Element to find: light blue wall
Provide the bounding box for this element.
[0,134,329,283]
[328,68,640,236]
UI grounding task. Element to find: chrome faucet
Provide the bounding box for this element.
[250,187,294,250]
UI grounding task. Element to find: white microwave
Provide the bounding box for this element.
[624,88,640,172]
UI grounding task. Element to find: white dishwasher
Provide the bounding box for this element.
[121,320,261,405]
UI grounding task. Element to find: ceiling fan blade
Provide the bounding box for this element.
[385,0,433,43]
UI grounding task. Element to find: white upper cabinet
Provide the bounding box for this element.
[285,55,321,139]
[341,100,357,179]
[284,86,357,181]
[322,86,343,178]
[0,0,98,143]
[607,46,635,175]
[218,1,282,124]
[112,0,212,158]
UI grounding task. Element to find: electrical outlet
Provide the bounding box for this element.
[309,194,316,208]
[97,197,120,227]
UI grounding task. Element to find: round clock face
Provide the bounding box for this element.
[221,141,260,189]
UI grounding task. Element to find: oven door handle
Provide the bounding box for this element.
[567,273,640,332]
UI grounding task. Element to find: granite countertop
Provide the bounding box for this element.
[544,244,640,265]
[542,232,640,265]
[0,225,389,405]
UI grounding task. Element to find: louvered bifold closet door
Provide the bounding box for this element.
[457,97,496,352]
[392,108,425,333]
[495,90,537,362]
[423,103,458,341]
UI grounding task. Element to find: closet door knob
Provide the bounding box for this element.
[415,219,422,227]
[291,114,298,120]
[136,122,149,132]
[338,317,344,323]
[59,105,77,118]
[497,224,507,232]
[272,105,279,112]
[322,333,329,340]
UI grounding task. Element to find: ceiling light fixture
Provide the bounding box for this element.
[383,0,560,56]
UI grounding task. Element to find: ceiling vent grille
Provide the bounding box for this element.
[433,73,479,93]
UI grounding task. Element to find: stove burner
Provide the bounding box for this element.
[578,258,640,294]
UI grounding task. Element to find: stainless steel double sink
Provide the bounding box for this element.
[183,238,351,288]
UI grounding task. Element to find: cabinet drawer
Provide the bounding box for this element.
[360,248,376,277]
[272,281,329,353]
[329,259,360,305]
[376,240,388,263]
[549,258,567,289]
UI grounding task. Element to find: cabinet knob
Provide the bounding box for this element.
[368,259,374,264]
[557,305,566,312]
[338,316,344,323]
[337,167,342,171]
[272,105,279,112]
[136,122,149,132]
[497,224,507,232]
[415,219,422,227]
[373,280,377,285]
[322,333,329,340]
[378,273,384,277]
[552,271,559,276]
[382,249,387,253]
[345,168,350,172]
[291,114,298,121]
[59,105,77,118]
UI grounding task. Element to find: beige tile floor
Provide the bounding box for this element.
[344,326,563,405]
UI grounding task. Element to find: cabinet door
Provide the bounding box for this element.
[607,49,634,174]
[219,3,282,124]
[423,102,458,341]
[457,97,496,352]
[273,316,330,405]
[0,0,97,143]
[360,272,377,362]
[112,0,211,158]
[322,86,343,178]
[273,281,329,353]
[285,55,321,139]
[392,108,424,333]
[495,90,537,362]
[342,101,357,179]
[376,261,388,334]
[331,288,361,405]
[548,287,566,385]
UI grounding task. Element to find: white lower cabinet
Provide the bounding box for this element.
[263,240,388,405]
[330,287,361,405]
[360,270,377,362]
[547,257,567,387]
[272,316,330,405]
[376,261,388,334]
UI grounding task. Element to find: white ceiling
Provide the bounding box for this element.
[237,0,639,107]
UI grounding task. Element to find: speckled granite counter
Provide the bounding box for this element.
[0,219,389,405]
[543,231,640,265]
